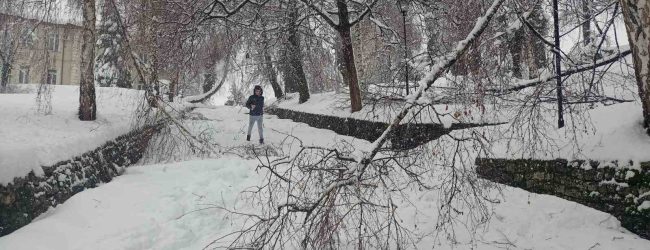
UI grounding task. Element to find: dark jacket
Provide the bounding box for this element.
[245,95,264,116]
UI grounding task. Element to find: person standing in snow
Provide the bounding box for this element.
[245,85,265,144]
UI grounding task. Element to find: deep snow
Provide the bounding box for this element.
[0,105,648,249]
[0,85,142,185]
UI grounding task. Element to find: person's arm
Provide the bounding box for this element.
[245,96,252,109]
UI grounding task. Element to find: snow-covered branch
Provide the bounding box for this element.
[360,0,506,163]
[489,49,632,94]
[348,0,378,27]
[298,0,340,28]
[183,51,232,104]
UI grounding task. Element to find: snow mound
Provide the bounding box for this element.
[0,85,143,185]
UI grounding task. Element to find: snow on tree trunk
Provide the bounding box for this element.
[79,0,97,121]
[279,1,309,103]
[620,0,650,134]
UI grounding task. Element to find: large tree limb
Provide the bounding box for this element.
[184,50,232,103]
[201,0,268,21]
[293,0,506,216]
[298,0,340,28]
[488,49,632,94]
[348,0,379,27]
[362,0,505,162]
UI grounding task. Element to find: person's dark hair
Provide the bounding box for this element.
[253,85,263,95]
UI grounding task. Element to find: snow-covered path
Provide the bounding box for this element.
[0,158,259,250]
[1,106,649,249]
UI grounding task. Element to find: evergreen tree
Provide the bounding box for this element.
[95,0,130,88]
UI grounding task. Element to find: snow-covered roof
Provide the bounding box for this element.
[0,12,82,29]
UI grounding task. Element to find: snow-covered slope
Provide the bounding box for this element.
[0,85,143,185]
[0,106,647,249]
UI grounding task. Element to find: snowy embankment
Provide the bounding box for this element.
[274,90,493,129]
[1,106,648,249]
[0,85,142,185]
[276,91,650,162]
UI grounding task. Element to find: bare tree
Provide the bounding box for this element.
[299,0,378,112]
[208,0,506,248]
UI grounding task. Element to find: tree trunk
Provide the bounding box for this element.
[553,0,564,128]
[582,0,592,45]
[0,62,10,93]
[336,0,362,112]
[263,42,283,99]
[529,3,548,78]
[509,28,524,78]
[280,49,297,93]
[280,2,309,103]
[620,0,650,135]
[79,0,97,121]
[338,27,362,112]
[334,35,347,93]
[169,70,178,102]
[287,28,309,103]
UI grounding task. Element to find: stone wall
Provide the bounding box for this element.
[476,158,650,239]
[268,107,488,150]
[0,124,162,236]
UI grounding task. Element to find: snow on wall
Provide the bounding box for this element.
[0,124,162,237]
[0,85,142,185]
[476,158,650,239]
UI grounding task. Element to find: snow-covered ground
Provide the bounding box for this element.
[276,91,650,163]
[0,85,142,185]
[1,105,648,249]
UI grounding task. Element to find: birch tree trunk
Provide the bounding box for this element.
[620,0,650,134]
[79,0,97,121]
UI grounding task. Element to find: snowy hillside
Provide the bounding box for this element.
[0,106,648,249]
[0,85,143,185]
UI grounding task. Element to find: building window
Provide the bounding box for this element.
[47,70,57,85]
[47,32,59,52]
[20,30,35,47]
[18,66,30,84]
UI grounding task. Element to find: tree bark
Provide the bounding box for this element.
[263,41,283,99]
[582,0,592,45]
[0,62,10,93]
[0,23,13,93]
[334,35,347,93]
[280,49,297,93]
[280,1,309,103]
[553,0,565,128]
[336,0,362,112]
[169,70,178,102]
[338,27,362,112]
[620,0,650,135]
[79,0,97,121]
[509,28,524,78]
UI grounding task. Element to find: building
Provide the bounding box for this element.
[0,13,83,86]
